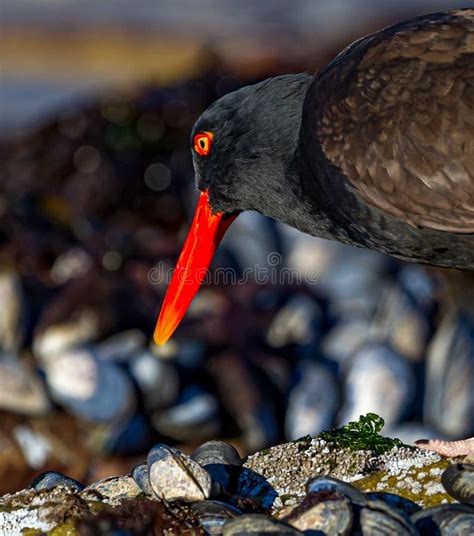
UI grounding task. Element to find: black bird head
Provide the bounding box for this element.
[191,73,312,215]
[155,73,312,345]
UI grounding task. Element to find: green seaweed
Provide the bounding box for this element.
[319,413,404,455]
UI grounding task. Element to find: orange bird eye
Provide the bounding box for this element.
[194,132,213,156]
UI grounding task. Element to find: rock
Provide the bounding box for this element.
[76,498,206,535]
[0,507,54,535]
[242,437,453,511]
[321,317,373,367]
[0,484,206,535]
[0,485,95,536]
[0,436,469,535]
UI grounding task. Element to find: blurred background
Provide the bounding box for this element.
[0,0,472,494]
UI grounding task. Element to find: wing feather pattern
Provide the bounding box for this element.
[305,9,474,232]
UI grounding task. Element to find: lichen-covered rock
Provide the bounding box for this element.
[242,437,454,511]
[0,485,95,535]
[355,448,453,509]
[0,479,205,535]
[0,505,54,536]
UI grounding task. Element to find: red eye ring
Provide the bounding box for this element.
[194,132,213,156]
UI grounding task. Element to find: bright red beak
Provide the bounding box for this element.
[154,190,237,345]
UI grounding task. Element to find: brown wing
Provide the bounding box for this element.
[307,9,474,233]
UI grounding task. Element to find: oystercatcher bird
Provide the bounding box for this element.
[155,9,474,454]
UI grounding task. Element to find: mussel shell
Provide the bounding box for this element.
[131,462,153,495]
[412,504,474,535]
[442,463,474,506]
[306,476,367,506]
[147,444,211,502]
[360,500,418,535]
[129,350,179,411]
[45,348,135,423]
[192,500,242,535]
[222,513,304,535]
[318,246,389,318]
[366,493,421,517]
[285,491,353,535]
[152,385,220,441]
[0,355,51,415]
[192,441,242,468]
[30,471,84,491]
[192,441,242,495]
[337,343,415,428]
[321,317,372,367]
[424,310,474,438]
[266,294,323,349]
[235,467,278,510]
[0,270,24,353]
[285,361,339,440]
[95,330,146,361]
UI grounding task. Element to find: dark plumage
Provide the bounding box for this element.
[193,8,474,269]
[155,8,474,346]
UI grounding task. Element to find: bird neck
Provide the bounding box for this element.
[282,150,349,241]
[236,73,355,243]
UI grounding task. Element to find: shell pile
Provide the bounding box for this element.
[0,439,472,535]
